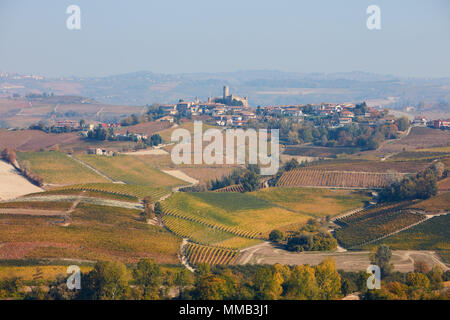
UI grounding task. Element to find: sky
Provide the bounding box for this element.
[0,0,449,78]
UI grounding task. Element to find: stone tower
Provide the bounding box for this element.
[223,85,229,100]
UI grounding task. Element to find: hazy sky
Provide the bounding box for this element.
[0,0,449,78]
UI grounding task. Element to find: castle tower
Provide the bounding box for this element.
[223,85,229,100]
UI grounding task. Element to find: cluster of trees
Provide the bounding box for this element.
[120,104,176,126]
[86,126,162,148]
[208,165,260,192]
[17,258,343,300]
[87,126,114,141]
[270,219,337,252]
[1,148,16,165]
[286,233,337,252]
[380,162,445,201]
[286,122,401,150]
[363,245,449,300]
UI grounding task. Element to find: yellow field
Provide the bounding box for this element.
[250,187,370,218]
[0,265,92,281]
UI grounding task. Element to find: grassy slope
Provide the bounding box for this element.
[76,154,184,188]
[17,151,108,185]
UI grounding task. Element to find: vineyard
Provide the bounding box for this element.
[214,184,245,193]
[334,201,413,226]
[162,215,237,246]
[48,183,169,200]
[334,208,427,248]
[161,202,261,239]
[184,242,239,265]
[277,169,403,189]
[362,214,450,264]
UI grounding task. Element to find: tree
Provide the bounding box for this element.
[371,245,393,277]
[431,161,445,179]
[397,116,410,132]
[81,261,129,300]
[314,258,342,300]
[191,274,230,300]
[269,230,284,243]
[154,202,163,215]
[173,269,194,299]
[1,148,16,165]
[284,265,319,299]
[132,258,162,299]
[413,260,430,273]
[150,134,162,146]
[240,170,260,192]
[253,266,283,300]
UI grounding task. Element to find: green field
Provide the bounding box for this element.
[0,203,181,263]
[363,214,450,264]
[76,155,184,188]
[16,151,109,184]
[250,187,370,218]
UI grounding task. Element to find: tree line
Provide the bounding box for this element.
[2,246,449,300]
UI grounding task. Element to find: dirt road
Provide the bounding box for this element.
[235,242,448,272]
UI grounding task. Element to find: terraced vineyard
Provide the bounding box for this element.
[184,242,239,265]
[161,203,261,239]
[362,214,450,264]
[335,201,413,226]
[162,215,236,246]
[48,183,169,200]
[335,207,427,248]
[277,169,403,189]
[214,184,245,193]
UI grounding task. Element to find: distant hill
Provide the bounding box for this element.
[1,70,449,112]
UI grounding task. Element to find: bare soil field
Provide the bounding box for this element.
[116,121,171,136]
[0,129,79,151]
[306,159,429,173]
[180,167,236,184]
[438,177,450,194]
[235,242,448,272]
[276,169,403,189]
[123,149,169,156]
[0,160,43,201]
[375,127,450,154]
